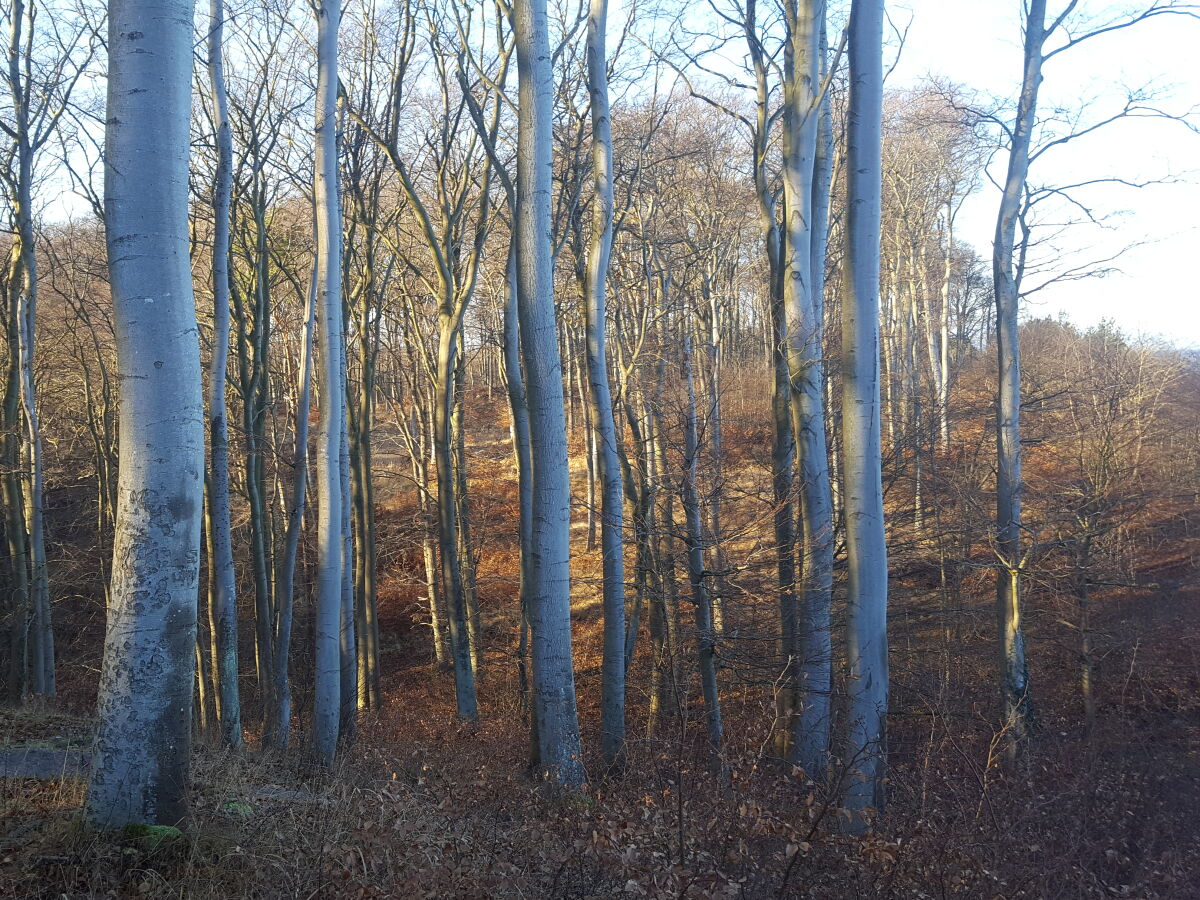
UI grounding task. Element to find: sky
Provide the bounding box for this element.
[887,0,1200,348]
[38,2,1197,347]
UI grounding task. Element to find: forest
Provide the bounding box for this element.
[1,0,1199,896]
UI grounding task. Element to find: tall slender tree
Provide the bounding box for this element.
[840,0,888,833]
[781,0,834,778]
[312,0,344,766]
[991,0,1045,758]
[584,0,626,771]
[204,0,242,751]
[990,0,1199,759]
[515,0,585,786]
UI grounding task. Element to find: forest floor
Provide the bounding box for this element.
[2,402,1199,898]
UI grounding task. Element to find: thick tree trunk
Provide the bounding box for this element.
[515,0,585,787]
[768,233,797,759]
[782,0,834,778]
[85,0,204,827]
[841,0,889,834]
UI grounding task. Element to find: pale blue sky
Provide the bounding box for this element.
[888,0,1200,347]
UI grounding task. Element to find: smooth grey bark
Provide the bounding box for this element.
[841,0,889,834]
[781,0,834,779]
[204,0,242,751]
[812,13,836,523]
[515,0,585,787]
[584,0,626,771]
[85,0,203,828]
[311,0,343,767]
[992,0,1045,754]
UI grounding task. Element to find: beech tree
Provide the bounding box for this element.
[840,0,888,833]
[10,0,1192,863]
[584,0,626,771]
[312,0,344,765]
[203,0,242,751]
[515,0,585,786]
[780,0,835,779]
[85,0,204,828]
[989,0,1197,757]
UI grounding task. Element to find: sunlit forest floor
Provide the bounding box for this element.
[2,384,1199,898]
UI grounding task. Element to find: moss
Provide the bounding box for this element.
[221,800,253,819]
[120,823,185,850]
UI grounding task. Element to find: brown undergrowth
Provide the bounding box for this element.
[2,571,1197,899]
[2,372,1199,898]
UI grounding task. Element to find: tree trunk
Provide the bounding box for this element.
[840,0,889,834]
[17,223,50,697]
[992,0,1045,757]
[2,276,29,702]
[434,319,478,721]
[938,204,952,451]
[351,273,381,710]
[339,365,357,743]
[311,0,344,766]
[782,0,834,778]
[742,2,797,759]
[585,0,626,771]
[453,345,482,675]
[204,0,242,750]
[681,334,722,752]
[515,0,585,787]
[86,0,204,826]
